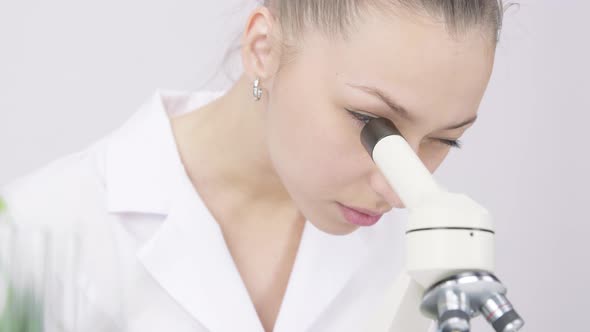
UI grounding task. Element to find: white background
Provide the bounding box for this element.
[1,1,588,331]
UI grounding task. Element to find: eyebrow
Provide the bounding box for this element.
[346,83,478,131]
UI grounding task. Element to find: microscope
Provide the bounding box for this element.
[360,118,524,332]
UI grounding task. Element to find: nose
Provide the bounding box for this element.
[369,171,405,209]
[367,136,424,210]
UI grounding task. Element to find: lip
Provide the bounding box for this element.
[338,203,384,226]
[343,205,384,216]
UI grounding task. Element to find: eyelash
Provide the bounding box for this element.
[346,109,463,149]
[346,109,375,128]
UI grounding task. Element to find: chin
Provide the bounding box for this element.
[309,219,359,236]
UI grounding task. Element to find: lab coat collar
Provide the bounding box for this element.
[104,89,188,215]
[138,180,268,331]
[103,89,375,331]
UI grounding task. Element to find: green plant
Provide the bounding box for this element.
[0,197,44,332]
[0,287,43,332]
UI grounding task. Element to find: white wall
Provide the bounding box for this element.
[1,1,588,331]
[435,1,589,330]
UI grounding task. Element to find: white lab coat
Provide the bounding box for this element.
[0,89,432,331]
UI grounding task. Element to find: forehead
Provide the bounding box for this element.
[300,10,495,125]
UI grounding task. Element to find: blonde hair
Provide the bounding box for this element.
[265,0,511,39]
[211,0,517,85]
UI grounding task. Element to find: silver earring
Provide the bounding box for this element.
[253,78,263,101]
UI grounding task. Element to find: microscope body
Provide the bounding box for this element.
[405,191,495,287]
[360,119,523,332]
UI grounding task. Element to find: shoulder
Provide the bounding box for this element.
[0,137,109,231]
[0,138,131,325]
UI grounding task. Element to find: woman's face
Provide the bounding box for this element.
[263,9,495,235]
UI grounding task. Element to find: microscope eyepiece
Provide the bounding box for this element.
[360,117,402,159]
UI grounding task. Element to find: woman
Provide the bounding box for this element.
[0,0,508,331]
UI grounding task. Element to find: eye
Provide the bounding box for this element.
[347,109,463,149]
[436,138,463,149]
[346,109,378,128]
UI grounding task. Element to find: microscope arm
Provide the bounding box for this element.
[364,271,434,332]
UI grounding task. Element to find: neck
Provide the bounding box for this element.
[171,74,299,223]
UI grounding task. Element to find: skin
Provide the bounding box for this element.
[170,5,495,332]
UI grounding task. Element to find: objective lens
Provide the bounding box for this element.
[437,290,472,332]
[438,311,470,332]
[480,293,524,332]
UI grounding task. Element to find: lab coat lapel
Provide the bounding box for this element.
[138,178,265,332]
[105,89,264,331]
[274,220,371,332]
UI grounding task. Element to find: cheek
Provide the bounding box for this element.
[418,142,452,173]
[265,94,367,197]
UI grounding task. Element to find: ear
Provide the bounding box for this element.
[240,6,282,83]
